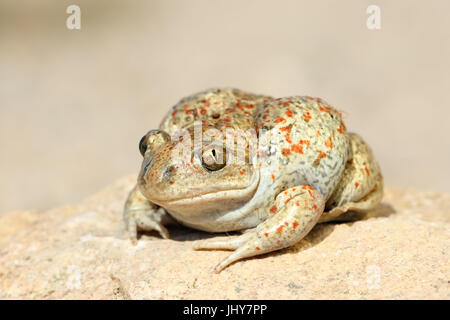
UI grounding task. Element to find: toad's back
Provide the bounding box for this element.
[159,88,271,135]
[254,96,351,200]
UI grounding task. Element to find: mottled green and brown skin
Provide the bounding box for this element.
[124,88,383,272]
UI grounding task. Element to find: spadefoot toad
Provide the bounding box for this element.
[124,88,383,272]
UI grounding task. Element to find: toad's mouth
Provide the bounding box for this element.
[150,170,260,211]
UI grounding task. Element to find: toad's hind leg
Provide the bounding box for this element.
[320,133,383,223]
[194,186,325,272]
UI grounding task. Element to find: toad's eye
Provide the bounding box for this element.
[139,134,149,156]
[202,147,226,171]
[139,129,170,157]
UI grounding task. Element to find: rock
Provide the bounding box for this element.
[0,176,448,299]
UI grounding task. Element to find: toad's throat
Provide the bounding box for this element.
[151,170,260,218]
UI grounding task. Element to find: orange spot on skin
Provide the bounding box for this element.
[256,246,260,250]
[303,112,312,122]
[272,174,276,180]
[277,240,280,244]
[365,167,371,176]
[285,109,293,117]
[292,221,299,231]
[284,222,289,226]
[171,110,177,117]
[295,201,300,206]
[169,181,174,185]
[317,150,327,159]
[280,125,293,144]
[235,99,254,110]
[355,181,360,189]
[282,148,291,156]
[299,140,311,147]
[276,225,284,234]
[325,137,334,149]
[312,204,318,210]
[270,205,277,214]
[286,134,292,144]
[291,144,303,154]
[200,108,207,115]
[337,121,347,134]
[316,130,321,137]
[319,106,331,114]
[264,233,269,237]
[275,117,286,123]
[301,186,315,199]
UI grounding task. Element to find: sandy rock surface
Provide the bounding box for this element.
[0,176,448,299]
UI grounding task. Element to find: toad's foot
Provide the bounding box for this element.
[194,185,325,272]
[124,185,174,243]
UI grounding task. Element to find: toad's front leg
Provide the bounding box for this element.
[194,186,325,272]
[124,185,175,244]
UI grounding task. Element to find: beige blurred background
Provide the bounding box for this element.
[1,0,449,215]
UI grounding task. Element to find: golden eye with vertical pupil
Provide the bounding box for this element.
[202,147,226,171]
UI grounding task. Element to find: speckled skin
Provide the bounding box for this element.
[124,88,383,272]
